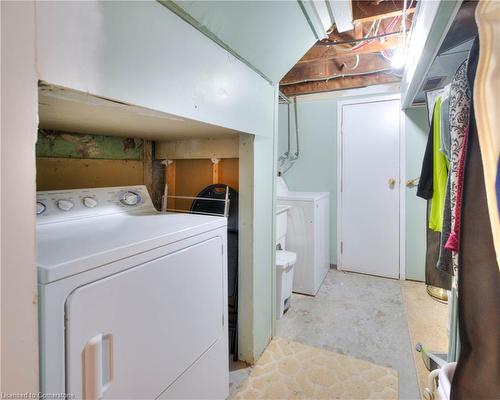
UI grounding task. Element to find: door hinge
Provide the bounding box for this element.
[222,312,225,327]
[341,241,343,254]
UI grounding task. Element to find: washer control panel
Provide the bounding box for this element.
[36,186,154,224]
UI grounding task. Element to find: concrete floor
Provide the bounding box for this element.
[276,269,421,400]
[229,359,251,398]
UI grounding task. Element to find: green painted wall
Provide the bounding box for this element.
[252,133,277,355]
[404,106,429,281]
[278,90,428,280]
[278,99,338,265]
[166,1,316,83]
[37,130,144,160]
[34,0,279,366]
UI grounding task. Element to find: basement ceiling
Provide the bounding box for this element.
[280,0,418,96]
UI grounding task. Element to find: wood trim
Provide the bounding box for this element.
[155,136,239,160]
[143,140,153,195]
[166,160,176,209]
[212,159,220,184]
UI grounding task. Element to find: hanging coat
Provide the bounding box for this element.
[437,61,472,275]
[451,35,500,400]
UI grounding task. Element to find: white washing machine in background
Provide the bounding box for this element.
[37,186,228,399]
[276,177,330,296]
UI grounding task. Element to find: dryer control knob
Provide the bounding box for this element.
[36,202,46,215]
[56,199,74,212]
[120,191,141,206]
[82,197,98,208]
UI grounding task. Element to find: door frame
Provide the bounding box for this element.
[336,93,406,279]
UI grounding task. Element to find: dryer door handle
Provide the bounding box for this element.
[83,334,113,399]
[84,334,103,400]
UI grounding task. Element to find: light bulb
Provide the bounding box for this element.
[391,48,406,69]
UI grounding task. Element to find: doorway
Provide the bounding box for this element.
[337,95,401,279]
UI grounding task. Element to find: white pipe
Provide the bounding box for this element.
[279,97,300,176]
[278,92,292,167]
[292,96,300,159]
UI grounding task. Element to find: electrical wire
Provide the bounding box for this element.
[316,28,409,46]
[350,19,377,51]
[279,97,300,175]
[343,54,360,70]
[381,50,393,61]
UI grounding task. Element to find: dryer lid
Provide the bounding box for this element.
[37,212,226,284]
[277,191,330,201]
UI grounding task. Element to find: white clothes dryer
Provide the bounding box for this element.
[37,186,228,399]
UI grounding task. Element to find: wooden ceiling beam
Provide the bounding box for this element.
[278,1,416,95]
[323,11,414,44]
[279,72,400,97]
[298,12,414,62]
[281,53,392,85]
[351,0,415,22]
[296,36,399,63]
[354,7,415,24]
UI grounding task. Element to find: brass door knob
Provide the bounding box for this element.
[388,178,396,189]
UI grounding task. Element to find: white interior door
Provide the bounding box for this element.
[339,98,400,278]
[65,237,225,399]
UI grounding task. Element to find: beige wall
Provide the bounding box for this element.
[1,1,39,392]
[168,158,239,211]
[36,158,145,191]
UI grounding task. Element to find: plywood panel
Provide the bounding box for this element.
[166,161,176,210]
[281,73,400,96]
[156,137,239,159]
[171,158,239,212]
[212,160,221,184]
[36,158,144,190]
[220,159,239,191]
[173,159,213,211]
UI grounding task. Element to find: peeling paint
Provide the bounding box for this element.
[37,130,144,160]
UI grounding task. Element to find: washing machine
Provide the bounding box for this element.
[37,186,228,399]
[276,177,330,295]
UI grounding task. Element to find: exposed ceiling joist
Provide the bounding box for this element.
[280,72,400,96]
[317,10,414,46]
[352,0,413,22]
[281,52,394,85]
[354,6,415,24]
[297,36,399,63]
[279,1,418,95]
